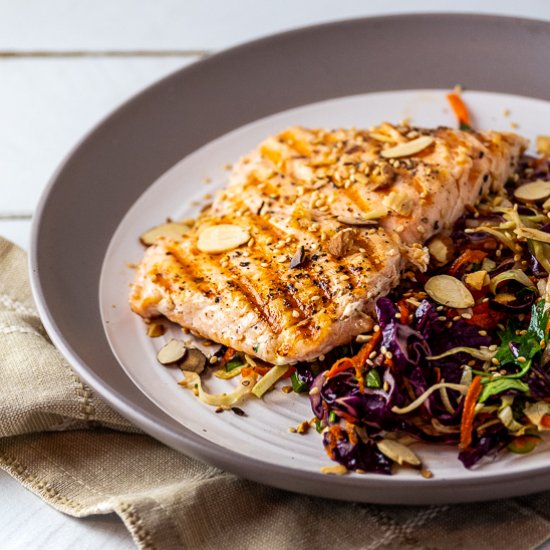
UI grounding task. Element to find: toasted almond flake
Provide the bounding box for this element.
[427,236,452,264]
[424,275,475,308]
[336,215,378,226]
[157,339,187,365]
[380,136,434,159]
[328,228,356,258]
[179,348,207,374]
[320,465,348,475]
[376,439,422,466]
[140,222,191,246]
[146,320,165,338]
[537,136,550,156]
[464,270,488,291]
[514,180,550,202]
[197,224,250,253]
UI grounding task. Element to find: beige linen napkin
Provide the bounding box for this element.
[1,236,550,550]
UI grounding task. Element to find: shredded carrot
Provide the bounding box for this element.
[448,249,487,277]
[397,300,410,325]
[434,367,441,384]
[464,301,506,329]
[324,331,383,394]
[252,365,270,376]
[459,376,483,449]
[324,425,345,457]
[241,366,254,378]
[325,357,356,380]
[447,92,471,127]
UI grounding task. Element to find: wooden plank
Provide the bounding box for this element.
[0,56,197,213]
[2,0,548,52]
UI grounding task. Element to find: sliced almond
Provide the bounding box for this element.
[427,236,452,264]
[380,136,434,159]
[464,270,488,291]
[140,222,191,246]
[179,348,207,374]
[362,208,389,220]
[513,180,550,202]
[383,189,415,216]
[146,320,165,338]
[336,216,378,226]
[197,224,250,253]
[157,339,187,365]
[536,135,550,156]
[424,274,475,308]
[328,228,356,258]
[376,439,421,467]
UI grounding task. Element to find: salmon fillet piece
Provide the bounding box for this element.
[129,123,527,365]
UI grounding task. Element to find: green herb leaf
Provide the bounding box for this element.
[494,301,549,370]
[366,369,382,389]
[329,410,338,423]
[479,378,530,403]
[225,355,245,371]
[290,372,308,393]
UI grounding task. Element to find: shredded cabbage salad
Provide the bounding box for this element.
[176,94,550,476]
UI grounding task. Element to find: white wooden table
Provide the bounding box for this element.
[2,1,550,548]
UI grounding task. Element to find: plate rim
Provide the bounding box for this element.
[29,12,550,504]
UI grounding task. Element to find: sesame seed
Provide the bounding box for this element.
[517,356,527,363]
[292,310,300,318]
[491,357,500,365]
[260,262,269,268]
[478,330,487,336]
[373,324,380,332]
[437,316,447,321]
[368,351,377,359]
[380,345,388,354]
[489,344,498,351]
[209,356,218,364]
[319,354,325,361]
[461,313,472,320]
[395,312,402,319]
[385,351,393,360]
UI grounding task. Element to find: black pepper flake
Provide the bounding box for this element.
[231,407,247,417]
[240,262,250,267]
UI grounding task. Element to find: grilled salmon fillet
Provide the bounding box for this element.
[130,123,527,364]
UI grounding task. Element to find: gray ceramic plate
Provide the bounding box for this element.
[31,14,550,504]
